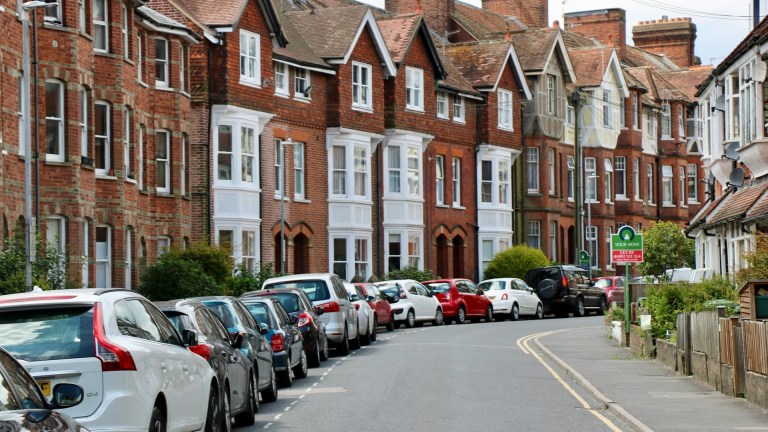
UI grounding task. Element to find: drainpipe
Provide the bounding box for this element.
[206,44,214,245]
[656,108,662,222]
[377,143,384,279]
[571,91,582,264]
[474,103,483,280]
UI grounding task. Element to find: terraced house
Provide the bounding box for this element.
[0,0,710,288]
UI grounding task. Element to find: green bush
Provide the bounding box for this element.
[0,241,71,294]
[736,232,768,285]
[138,253,223,301]
[226,262,281,297]
[482,244,550,280]
[637,221,694,281]
[176,243,233,285]
[384,266,434,282]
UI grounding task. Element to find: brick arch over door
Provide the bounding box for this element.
[450,226,468,280]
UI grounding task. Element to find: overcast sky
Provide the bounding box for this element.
[360,0,756,67]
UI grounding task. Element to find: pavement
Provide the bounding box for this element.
[536,323,768,432]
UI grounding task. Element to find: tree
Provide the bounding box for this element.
[483,244,550,280]
[736,232,768,285]
[637,221,694,281]
[226,262,281,297]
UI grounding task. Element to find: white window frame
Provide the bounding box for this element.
[181,135,187,195]
[45,80,66,162]
[620,96,626,128]
[679,166,686,206]
[354,147,367,197]
[678,105,685,138]
[155,37,169,88]
[632,94,639,129]
[615,156,626,198]
[385,144,421,198]
[527,148,539,192]
[80,88,89,158]
[585,157,597,202]
[604,158,612,203]
[498,89,513,130]
[436,155,445,205]
[352,62,372,109]
[453,96,465,122]
[634,157,640,200]
[156,129,171,194]
[602,89,612,127]
[549,221,557,261]
[547,74,556,115]
[125,228,132,289]
[294,68,310,100]
[586,225,598,267]
[329,144,370,200]
[567,155,574,201]
[528,220,541,250]
[138,125,145,190]
[331,145,347,196]
[385,230,423,273]
[274,139,283,196]
[95,225,112,289]
[82,219,90,288]
[94,100,111,174]
[647,163,654,204]
[241,126,256,185]
[93,0,109,52]
[45,0,62,23]
[179,44,187,93]
[124,108,131,178]
[241,230,257,272]
[294,142,305,200]
[687,163,698,203]
[437,91,448,119]
[479,157,512,207]
[157,235,171,257]
[330,234,371,281]
[405,67,424,111]
[274,62,288,95]
[662,165,673,205]
[121,4,129,58]
[18,76,26,157]
[137,34,143,83]
[239,30,261,86]
[661,102,671,138]
[46,216,66,268]
[79,0,87,33]
[548,148,555,195]
[452,157,461,207]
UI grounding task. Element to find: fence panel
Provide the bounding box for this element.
[676,313,687,350]
[691,311,720,361]
[742,321,768,375]
[719,317,734,366]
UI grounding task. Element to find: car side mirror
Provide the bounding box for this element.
[426,291,434,297]
[290,315,298,325]
[182,329,198,347]
[366,295,375,302]
[51,383,84,409]
[231,333,244,349]
[476,289,484,296]
[315,306,324,316]
[259,322,270,335]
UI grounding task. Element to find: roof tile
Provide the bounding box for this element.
[706,183,768,226]
[445,41,512,88]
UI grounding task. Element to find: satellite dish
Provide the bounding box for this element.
[755,61,768,83]
[729,167,745,188]
[715,95,726,112]
[723,141,740,161]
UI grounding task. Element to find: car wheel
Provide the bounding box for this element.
[149,406,166,432]
[219,386,231,432]
[433,308,444,326]
[386,313,395,332]
[235,372,257,426]
[308,341,322,368]
[455,306,466,325]
[485,305,493,322]
[405,309,416,328]
[360,321,371,346]
[279,362,294,388]
[393,320,401,330]
[336,328,351,355]
[350,329,361,350]
[320,334,329,361]
[509,303,519,321]
[535,303,544,320]
[574,297,585,317]
[260,368,278,403]
[597,297,608,316]
[370,318,378,341]
[293,350,308,379]
[203,385,218,432]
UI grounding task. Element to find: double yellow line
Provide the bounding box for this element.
[517,331,623,432]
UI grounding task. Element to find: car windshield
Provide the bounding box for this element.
[594,279,613,288]
[202,301,237,330]
[424,282,450,293]
[266,281,330,302]
[244,302,271,327]
[478,280,506,291]
[271,293,301,313]
[162,311,193,335]
[526,268,560,287]
[0,307,95,361]
[377,283,402,298]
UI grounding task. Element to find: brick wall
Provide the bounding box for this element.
[384,0,454,36]
[633,17,697,68]
[564,9,627,59]
[481,0,548,30]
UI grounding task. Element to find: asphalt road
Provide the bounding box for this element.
[241,315,634,432]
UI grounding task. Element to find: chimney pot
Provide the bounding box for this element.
[662,15,668,21]
[552,20,560,28]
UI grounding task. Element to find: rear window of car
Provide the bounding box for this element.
[526,268,560,287]
[244,302,272,328]
[265,280,331,302]
[424,282,450,293]
[271,293,302,313]
[163,311,193,335]
[202,301,238,331]
[594,279,613,288]
[478,280,506,291]
[0,307,95,361]
[376,283,402,298]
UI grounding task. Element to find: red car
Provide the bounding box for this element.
[423,279,493,324]
[355,283,396,332]
[593,276,625,307]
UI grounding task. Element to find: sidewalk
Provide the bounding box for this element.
[537,325,768,432]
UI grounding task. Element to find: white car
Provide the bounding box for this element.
[478,278,544,320]
[0,289,219,432]
[345,283,376,345]
[375,279,444,328]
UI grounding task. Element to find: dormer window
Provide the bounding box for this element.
[661,102,671,137]
[453,96,465,123]
[437,91,448,119]
[547,74,556,115]
[602,89,612,127]
[155,38,169,88]
[498,89,513,130]
[274,62,288,95]
[239,30,261,86]
[294,68,310,100]
[405,67,424,111]
[352,62,372,109]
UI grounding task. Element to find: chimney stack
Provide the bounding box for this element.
[632,17,697,67]
[385,0,454,36]
[563,9,627,59]
[481,0,548,29]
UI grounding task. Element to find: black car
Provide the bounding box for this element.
[242,288,328,368]
[157,299,257,428]
[0,347,87,432]
[240,298,308,387]
[524,265,607,317]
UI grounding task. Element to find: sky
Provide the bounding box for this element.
[360,0,757,67]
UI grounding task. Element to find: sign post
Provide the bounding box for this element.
[610,226,644,345]
[579,250,591,273]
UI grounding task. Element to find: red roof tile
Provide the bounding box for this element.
[568,47,614,88]
[377,14,422,63]
[509,29,559,72]
[658,66,713,101]
[176,0,246,27]
[444,41,512,88]
[285,6,369,60]
[452,2,523,41]
[705,183,768,227]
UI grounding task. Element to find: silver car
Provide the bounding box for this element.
[262,274,359,355]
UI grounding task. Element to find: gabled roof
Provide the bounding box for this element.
[444,41,532,100]
[623,68,647,92]
[569,47,628,96]
[272,5,334,72]
[176,0,285,45]
[451,2,524,41]
[625,66,690,103]
[715,13,768,76]
[137,6,201,43]
[286,6,396,76]
[623,45,680,71]
[687,188,731,231]
[561,30,600,50]
[744,187,768,223]
[509,29,576,83]
[433,41,482,98]
[704,182,768,228]
[377,14,446,78]
[657,66,713,102]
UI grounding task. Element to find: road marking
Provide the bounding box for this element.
[273,414,282,420]
[323,372,329,376]
[522,332,623,432]
[299,394,305,399]
[291,401,298,406]
[516,331,556,354]
[283,407,291,412]
[264,422,272,429]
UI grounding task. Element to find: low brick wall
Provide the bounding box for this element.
[676,349,687,375]
[629,325,654,357]
[720,364,734,397]
[655,339,677,370]
[745,371,768,409]
[691,351,708,383]
[707,357,721,390]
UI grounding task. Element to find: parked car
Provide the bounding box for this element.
[0,289,219,432]
[262,274,359,355]
[157,298,257,427]
[423,279,493,324]
[241,288,328,368]
[355,283,395,331]
[477,278,544,320]
[239,297,308,387]
[374,280,444,328]
[0,346,87,431]
[345,283,375,345]
[197,296,279,403]
[524,265,608,317]
[593,276,625,307]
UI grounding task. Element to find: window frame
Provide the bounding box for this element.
[294,68,310,100]
[585,157,597,202]
[154,37,169,88]
[352,62,372,109]
[436,91,448,119]
[156,129,171,194]
[687,163,698,203]
[124,108,131,179]
[95,225,112,289]
[602,89,612,127]
[45,79,66,162]
[527,147,539,193]
[274,62,288,96]
[239,30,261,86]
[453,96,465,123]
[405,66,424,112]
[157,236,171,257]
[634,157,641,200]
[546,74,556,115]
[548,148,555,195]
[436,155,445,205]
[498,89,513,130]
[528,220,541,250]
[121,4,129,58]
[80,87,89,159]
[661,102,671,138]
[294,142,305,200]
[662,165,673,205]
[615,156,626,198]
[452,158,461,207]
[94,100,111,175]
[93,0,109,52]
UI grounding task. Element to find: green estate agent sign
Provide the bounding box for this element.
[610,226,643,264]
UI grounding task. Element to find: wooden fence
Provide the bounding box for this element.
[719,317,737,367]
[742,320,768,375]
[691,311,720,361]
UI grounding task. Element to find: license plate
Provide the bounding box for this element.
[489,296,495,300]
[37,380,50,397]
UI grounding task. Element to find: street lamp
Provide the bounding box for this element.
[279,138,295,274]
[21,0,58,291]
[587,174,598,278]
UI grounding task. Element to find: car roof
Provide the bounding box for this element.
[264,273,336,284]
[0,288,141,309]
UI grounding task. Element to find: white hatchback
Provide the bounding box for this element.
[374,280,444,328]
[0,289,219,432]
[477,278,544,320]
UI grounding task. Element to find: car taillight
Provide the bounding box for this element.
[189,343,212,361]
[93,303,136,372]
[444,293,451,301]
[562,276,568,287]
[322,301,340,313]
[399,291,407,299]
[501,293,508,300]
[297,312,312,327]
[354,303,360,310]
[271,333,285,352]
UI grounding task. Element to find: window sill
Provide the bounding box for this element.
[615,196,629,201]
[688,201,700,205]
[125,178,137,185]
[157,192,174,198]
[405,107,425,114]
[239,80,262,89]
[498,125,513,132]
[452,204,465,210]
[662,203,676,208]
[679,204,688,209]
[436,203,450,208]
[94,50,115,58]
[275,92,290,99]
[453,118,465,124]
[527,191,542,196]
[352,105,373,113]
[273,194,290,202]
[634,198,644,202]
[44,158,67,165]
[95,174,118,180]
[155,85,175,92]
[138,81,149,88]
[124,58,135,66]
[293,96,311,103]
[294,197,311,204]
[437,115,449,120]
[180,90,191,98]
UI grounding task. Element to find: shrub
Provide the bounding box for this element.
[482,244,550,280]
[736,232,768,285]
[637,221,694,281]
[176,243,233,285]
[226,262,281,297]
[138,252,223,301]
[384,266,434,282]
[0,241,71,294]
